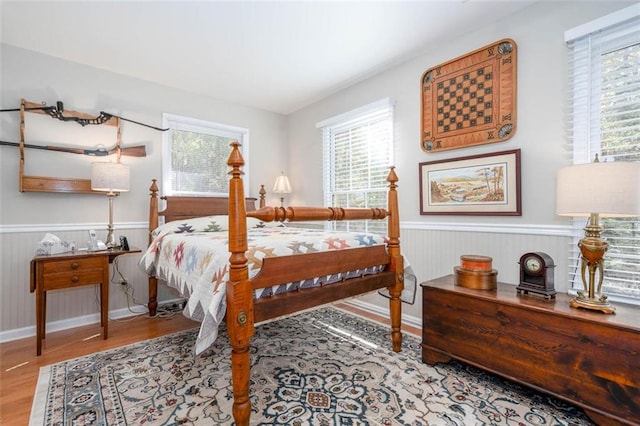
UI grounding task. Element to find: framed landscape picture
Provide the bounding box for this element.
[419,149,521,215]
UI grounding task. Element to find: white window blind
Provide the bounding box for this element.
[162,114,249,196]
[317,98,394,234]
[565,6,640,302]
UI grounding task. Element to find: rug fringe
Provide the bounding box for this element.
[30,365,51,425]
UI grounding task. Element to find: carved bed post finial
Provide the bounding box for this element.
[226,140,254,425]
[227,141,245,173]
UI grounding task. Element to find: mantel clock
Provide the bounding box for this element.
[517,252,556,299]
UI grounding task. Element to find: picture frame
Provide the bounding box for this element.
[420,39,517,153]
[419,149,521,216]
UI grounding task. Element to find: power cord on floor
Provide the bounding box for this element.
[90,257,146,321]
[155,301,186,318]
[111,257,148,318]
[87,257,187,321]
[94,283,147,322]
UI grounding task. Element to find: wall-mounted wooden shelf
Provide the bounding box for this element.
[18,99,121,194]
[21,175,96,194]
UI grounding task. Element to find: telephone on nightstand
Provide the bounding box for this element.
[88,229,107,251]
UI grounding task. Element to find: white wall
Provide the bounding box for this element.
[0,44,288,338]
[1,44,289,226]
[286,1,635,320]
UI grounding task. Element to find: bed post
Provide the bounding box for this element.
[147,179,159,317]
[226,141,254,426]
[259,184,266,208]
[386,167,403,352]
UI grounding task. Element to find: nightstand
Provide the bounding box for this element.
[30,248,140,355]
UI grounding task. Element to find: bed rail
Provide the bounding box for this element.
[247,205,389,222]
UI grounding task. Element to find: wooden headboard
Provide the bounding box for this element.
[159,196,258,224]
[148,179,264,232]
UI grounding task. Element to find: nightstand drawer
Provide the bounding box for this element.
[43,269,105,290]
[42,256,103,274]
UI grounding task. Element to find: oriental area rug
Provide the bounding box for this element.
[30,307,593,425]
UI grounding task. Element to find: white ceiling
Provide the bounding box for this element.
[1,1,538,114]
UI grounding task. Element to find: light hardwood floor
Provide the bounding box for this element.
[0,303,419,425]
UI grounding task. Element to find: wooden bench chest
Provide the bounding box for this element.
[421,275,639,426]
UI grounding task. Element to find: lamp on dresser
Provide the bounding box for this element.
[91,161,130,249]
[556,155,640,313]
[273,171,292,207]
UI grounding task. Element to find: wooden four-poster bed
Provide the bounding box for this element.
[141,142,404,425]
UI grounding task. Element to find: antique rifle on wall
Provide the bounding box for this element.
[0,140,147,157]
[1,101,169,131]
[4,98,157,194]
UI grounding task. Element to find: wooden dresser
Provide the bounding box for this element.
[421,275,639,426]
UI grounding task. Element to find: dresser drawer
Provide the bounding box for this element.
[42,256,103,274]
[42,269,105,290]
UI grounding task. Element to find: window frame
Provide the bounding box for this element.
[316,98,395,233]
[565,4,640,304]
[161,113,250,196]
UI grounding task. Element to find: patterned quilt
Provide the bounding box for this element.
[139,215,400,354]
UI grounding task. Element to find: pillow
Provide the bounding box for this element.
[152,215,264,239]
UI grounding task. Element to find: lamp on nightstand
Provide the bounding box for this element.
[556,155,640,313]
[91,161,130,249]
[273,171,292,207]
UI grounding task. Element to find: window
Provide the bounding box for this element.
[317,98,394,234]
[162,114,249,196]
[565,5,640,302]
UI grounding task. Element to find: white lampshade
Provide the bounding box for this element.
[91,162,130,193]
[273,172,292,194]
[556,161,640,217]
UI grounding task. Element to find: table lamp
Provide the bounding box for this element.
[273,171,291,207]
[556,156,640,313]
[91,161,130,249]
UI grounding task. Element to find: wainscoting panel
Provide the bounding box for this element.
[355,226,572,321]
[0,226,181,342]
[1,222,571,342]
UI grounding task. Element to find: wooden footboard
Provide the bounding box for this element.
[225,141,403,425]
[253,245,393,320]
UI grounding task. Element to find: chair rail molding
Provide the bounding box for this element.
[0,221,148,234]
[403,221,572,237]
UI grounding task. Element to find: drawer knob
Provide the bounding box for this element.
[71,276,79,283]
[71,262,79,270]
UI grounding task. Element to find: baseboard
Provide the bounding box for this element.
[0,298,185,343]
[0,298,413,344]
[342,298,421,331]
